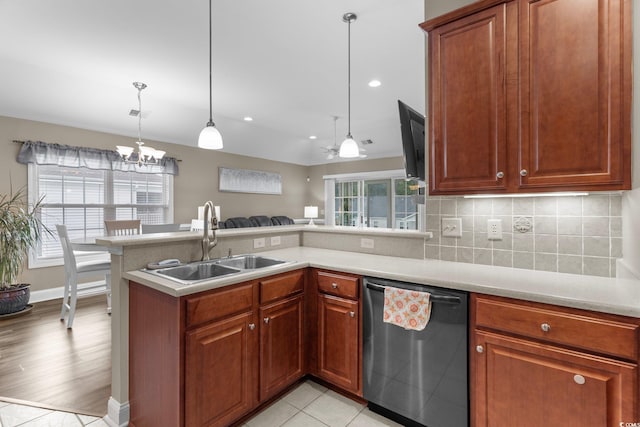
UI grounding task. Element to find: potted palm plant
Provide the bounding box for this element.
[0,187,46,315]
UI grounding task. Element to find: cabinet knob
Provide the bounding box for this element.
[496,171,504,179]
[573,374,585,385]
[520,169,528,177]
[541,323,551,332]
[476,345,484,353]
[248,323,255,330]
[263,317,270,324]
[349,311,355,318]
[332,283,338,289]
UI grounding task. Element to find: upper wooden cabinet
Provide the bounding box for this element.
[422,0,631,195]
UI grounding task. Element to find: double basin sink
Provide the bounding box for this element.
[145,255,291,285]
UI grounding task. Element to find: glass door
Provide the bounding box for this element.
[364,180,391,228]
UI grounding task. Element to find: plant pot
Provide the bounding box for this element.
[0,284,31,315]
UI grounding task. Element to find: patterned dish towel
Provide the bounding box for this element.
[383,286,432,331]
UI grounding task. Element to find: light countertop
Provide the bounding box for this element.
[123,246,640,318]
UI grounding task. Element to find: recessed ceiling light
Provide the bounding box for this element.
[309,135,317,140]
[368,80,381,88]
[243,116,253,122]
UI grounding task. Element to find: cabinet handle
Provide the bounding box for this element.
[541,323,551,332]
[349,311,355,318]
[248,323,255,330]
[332,283,338,289]
[496,171,504,179]
[476,345,484,353]
[573,374,585,385]
[263,317,270,324]
[520,169,528,177]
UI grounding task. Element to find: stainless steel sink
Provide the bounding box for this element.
[144,255,291,285]
[149,261,241,284]
[215,255,287,270]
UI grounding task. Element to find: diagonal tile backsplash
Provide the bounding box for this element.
[425,194,622,277]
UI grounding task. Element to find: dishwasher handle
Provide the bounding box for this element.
[365,280,462,305]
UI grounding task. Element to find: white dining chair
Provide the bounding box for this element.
[56,224,112,329]
[104,219,141,236]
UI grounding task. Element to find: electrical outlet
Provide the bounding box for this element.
[360,238,374,249]
[270,236,281,246]
[253,237,266,249]
[488,219,503,240]
[442,218,462,237]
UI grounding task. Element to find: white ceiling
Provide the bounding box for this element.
[0,0,425,166]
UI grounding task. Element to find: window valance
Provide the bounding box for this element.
[16,140,179,175]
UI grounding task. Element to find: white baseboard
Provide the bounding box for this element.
[103,397,130,427]
[29,280,108,304]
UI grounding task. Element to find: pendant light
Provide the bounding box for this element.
[198,0,223,149]
[339,12,360,158]
[117,82,166,166]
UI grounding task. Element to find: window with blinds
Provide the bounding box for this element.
[29,164,173,266]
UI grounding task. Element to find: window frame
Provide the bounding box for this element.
[27,163,174,268]
[324,169,424,231]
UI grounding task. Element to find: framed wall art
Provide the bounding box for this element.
[218,167,282,194]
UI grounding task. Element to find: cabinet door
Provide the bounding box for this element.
[518,0,631,190]
[472,330,638,427]
[317,294,359,393]
[428,3,510,194]
[260,294,304,401]
[185,311,258,427]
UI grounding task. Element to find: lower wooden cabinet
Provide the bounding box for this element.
[259,294,304,401]
[129,269,307,427]
[474,330,637,427]
[185,311,258,427]
[471,294,640,427]
[317,293,360,394]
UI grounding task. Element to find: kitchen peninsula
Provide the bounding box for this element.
[97,226,640,426]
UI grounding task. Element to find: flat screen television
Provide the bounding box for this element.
[398,100,426,182]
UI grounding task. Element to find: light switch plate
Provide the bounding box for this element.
[253,237,266,249]
[442,218,462,237]
[270,236,281,246]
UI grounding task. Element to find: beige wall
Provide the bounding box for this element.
[1,115,403,291]
[306,157,404,217]
[0,116,310,291]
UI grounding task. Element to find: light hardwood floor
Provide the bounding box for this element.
[0,295,111,416]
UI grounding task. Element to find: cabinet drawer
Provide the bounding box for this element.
[260,270,304,304]
[475,295,639,360]
[186,283,256,328]
[317,271,359,299]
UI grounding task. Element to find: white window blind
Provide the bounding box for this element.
[29,164,173,267]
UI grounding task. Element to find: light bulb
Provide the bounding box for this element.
[339,135,359,158]
[116,146,134,158]
[198,123,223,149]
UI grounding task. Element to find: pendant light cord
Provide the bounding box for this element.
[207,0,213,125]
[347,17,351,137]
[137,85,142,143]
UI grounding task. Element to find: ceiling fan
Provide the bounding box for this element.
[320,116,369,160]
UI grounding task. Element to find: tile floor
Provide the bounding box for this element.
[243,380,402,427]
[0,399,106,427]
[0,380,402,427]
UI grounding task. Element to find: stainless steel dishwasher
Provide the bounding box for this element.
[363,277,468,427]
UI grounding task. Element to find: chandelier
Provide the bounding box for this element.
[116,82,166,165]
